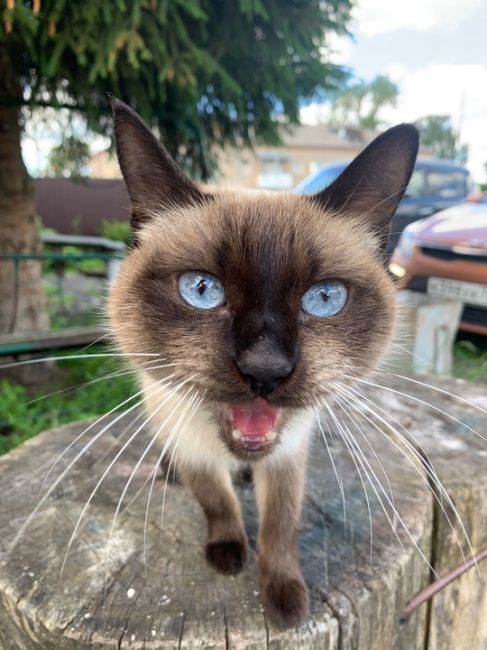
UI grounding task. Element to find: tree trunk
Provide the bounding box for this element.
[1,375,486,648]
[0,47,48,335]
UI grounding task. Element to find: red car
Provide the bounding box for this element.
[390,194,487,335]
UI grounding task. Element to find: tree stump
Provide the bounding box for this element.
[0,375,486,649]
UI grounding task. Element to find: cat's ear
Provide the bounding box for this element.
[109,95,206,241]
[312,124,419,249]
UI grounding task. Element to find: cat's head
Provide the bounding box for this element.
[108,98,418,460]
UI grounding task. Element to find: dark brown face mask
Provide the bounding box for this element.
[108,97,418,415]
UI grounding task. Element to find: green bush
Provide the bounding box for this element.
[42,244,107,275]
[454,340,487,383]
[100,220,132,246]
[0,348,138,456]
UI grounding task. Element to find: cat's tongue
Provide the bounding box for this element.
[229,399,280,450]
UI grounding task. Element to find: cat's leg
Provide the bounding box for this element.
[254,444,309,628]
[179,464,248,575]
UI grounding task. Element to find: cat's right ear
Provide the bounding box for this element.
[311,124,419,250]
[108,95,206,242]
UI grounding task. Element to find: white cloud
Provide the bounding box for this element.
[299,103,332,125]
[300,63,487,182]
[22,134,57,177]
[322,33,354,65]
[382,64,487,181]
[303,3,487,181]
[355,0,483,36]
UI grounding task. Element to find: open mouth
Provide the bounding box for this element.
[222,399,282,453]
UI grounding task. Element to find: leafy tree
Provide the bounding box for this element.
[331,74,399,130]
[0,0,352,334]
[46,136,90,179]
[419,115,468,163]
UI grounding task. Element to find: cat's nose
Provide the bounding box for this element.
[236,345,294,397]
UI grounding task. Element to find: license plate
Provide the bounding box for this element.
[427,277,487,307]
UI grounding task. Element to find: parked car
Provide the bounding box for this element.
[295,159,475,255]
[390,195,487,335]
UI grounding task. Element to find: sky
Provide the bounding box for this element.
[22,0,487,182]
[301,0,487,182]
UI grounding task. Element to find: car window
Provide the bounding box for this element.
[466,173,475,194]
[295,165,345,194]
[425,171,466,199]
[404,169,426,198]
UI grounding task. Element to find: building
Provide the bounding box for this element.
[215,124,378,190]
[89,150,121,179]
[87,123,378,190]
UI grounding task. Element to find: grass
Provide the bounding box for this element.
[0,346,137,456]
[453,338,487,383]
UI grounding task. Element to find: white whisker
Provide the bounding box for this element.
[8,375,174,555]
[0,351,161,371]
[381,369,487,416]
[102,377,197,587]
[39,367,177,493]
[27,358,174,407]
[335,381,476,571]
[142,390,202,577]
[320,395,436,575]
[322,400,374,561]
[61,380,195,574]
[344,374,487,444]
[159,393,205,538]
[314,409,348,530]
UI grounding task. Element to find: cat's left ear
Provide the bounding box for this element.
[312,124,419,249]
[109,95,207,242]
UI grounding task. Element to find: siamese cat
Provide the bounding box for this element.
[108,97,418,628]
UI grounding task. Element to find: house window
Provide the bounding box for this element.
[292,160,303,175]
[261,157,285,174]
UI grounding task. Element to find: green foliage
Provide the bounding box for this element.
[100,219,132,246]
[330,74,399,130]
[41,245,109,274]
[454,340,487,383]
[73,258,106,275]
[46,135,90,179]
[1,0,353,177]
[419,115,468,163]
[0,349,137,455]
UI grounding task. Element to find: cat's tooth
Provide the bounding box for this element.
[267,430,277,441]
[232,429,241,440]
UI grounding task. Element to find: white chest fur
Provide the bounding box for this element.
[139,372,314,473]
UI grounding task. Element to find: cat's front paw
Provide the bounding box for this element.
[206,538,248,575]
[261,571,309,628]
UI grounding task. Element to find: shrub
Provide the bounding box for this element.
[454,340,487,383]
[100,220,132,246]
[0,348,137,455]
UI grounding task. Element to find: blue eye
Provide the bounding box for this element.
[178,272,225,309]
[302,280,348,317]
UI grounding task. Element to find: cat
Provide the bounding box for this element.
[108,97,419,628]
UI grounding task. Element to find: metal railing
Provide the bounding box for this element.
[0,234,125,355]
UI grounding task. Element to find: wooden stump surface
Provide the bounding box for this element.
[0,375,486,649]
